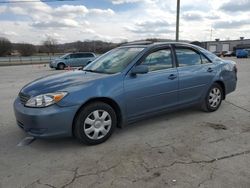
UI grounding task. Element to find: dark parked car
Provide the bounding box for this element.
[14,42,237,145]
[50,52,96,70]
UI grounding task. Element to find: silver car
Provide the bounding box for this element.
[50,52,96,70]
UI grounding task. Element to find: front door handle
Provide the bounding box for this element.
[168,74,177,80]
[207,67,214,72]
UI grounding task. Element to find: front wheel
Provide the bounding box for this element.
[202,83,223,112]
[57,63,65,70]
[74,102,117,145]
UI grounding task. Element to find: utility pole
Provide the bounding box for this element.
[210,26,213,41]
[176,0,180,41]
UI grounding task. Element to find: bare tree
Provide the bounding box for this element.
[75,40,83,52]
[0,37,12,56]
[42,37,57,55]
[18,43,36,56]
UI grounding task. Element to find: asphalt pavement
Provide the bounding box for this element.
[0,58,250,188]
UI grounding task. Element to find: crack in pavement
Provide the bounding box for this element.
[131,171,161,183]
[119,150,249,185]
[25,148,250,188]
[31,162,120,188]
[37,179,57,188]
[25,179,57,188]
[209,136,231,143]
[61,167,79,188]
[60,162,121,188]
[145,142,172,149]
[225,100,250,113]
[142,149,250,171]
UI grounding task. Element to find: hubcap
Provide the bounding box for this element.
[208,87,221,108]
[83,110,112,140]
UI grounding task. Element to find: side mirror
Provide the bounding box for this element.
[131,65,149,75]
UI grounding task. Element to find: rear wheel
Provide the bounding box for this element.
[202,83,223,112]
[74,102,117,145]
[57,63,65,70]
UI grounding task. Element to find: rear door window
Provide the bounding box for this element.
[175,47,202,67]
[78,53,94,58]
[70,54,79,58]
[201,54,211,64]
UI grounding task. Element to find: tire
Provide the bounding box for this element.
[74,102,117,145]
[202,83,223,112]
[57,63,65,70]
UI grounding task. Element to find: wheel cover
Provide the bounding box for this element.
[83,110,112,140]
[208,87,222,108]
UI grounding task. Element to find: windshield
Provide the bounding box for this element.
[83,47,144,74]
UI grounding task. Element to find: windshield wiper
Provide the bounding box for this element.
[83,69,106,74]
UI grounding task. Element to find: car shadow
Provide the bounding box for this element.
[29,107,202,150]
[116,107,201,135]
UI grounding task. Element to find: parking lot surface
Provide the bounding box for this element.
[0,58,250,188]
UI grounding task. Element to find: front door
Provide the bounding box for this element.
[124,47,179,120]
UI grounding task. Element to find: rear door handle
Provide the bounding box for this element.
[207,67,214,72]
[168,74,177,80]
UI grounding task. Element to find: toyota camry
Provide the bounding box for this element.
[14,42,237,145]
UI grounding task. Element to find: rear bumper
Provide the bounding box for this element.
[225,77,237,95]
[14,98,79,138]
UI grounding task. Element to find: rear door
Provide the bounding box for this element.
[78,53,94,66]
[124,47,179,119]
[174,45,217,104]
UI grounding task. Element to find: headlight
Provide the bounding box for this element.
[25,92,67,108]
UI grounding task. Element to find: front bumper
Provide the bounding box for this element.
[14,98,79,138]
[49,62,55,68]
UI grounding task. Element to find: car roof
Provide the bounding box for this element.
[120,42,199,49]
[73,52,95,54]
[119,42,218,62]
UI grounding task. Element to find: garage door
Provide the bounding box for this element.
[222,44,229,51]
[209,45,217,52]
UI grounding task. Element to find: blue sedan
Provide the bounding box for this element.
[14,42,237,145]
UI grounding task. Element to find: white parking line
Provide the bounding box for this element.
[17,136,36,147]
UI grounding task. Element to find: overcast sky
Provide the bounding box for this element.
[0,0,250,44]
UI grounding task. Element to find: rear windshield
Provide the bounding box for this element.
[197,47,221,61]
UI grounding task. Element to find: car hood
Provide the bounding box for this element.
[21,71,109,96]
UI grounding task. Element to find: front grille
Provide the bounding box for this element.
[17,121,24,129]
[19,92,30,104]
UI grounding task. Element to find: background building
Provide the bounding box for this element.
[200,37,250,52]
